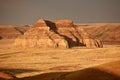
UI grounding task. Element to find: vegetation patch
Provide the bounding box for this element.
[95,33,103,38]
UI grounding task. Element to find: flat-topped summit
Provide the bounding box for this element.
[14,19,103,48]
[34,19,73,28]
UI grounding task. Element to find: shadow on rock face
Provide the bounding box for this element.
[45,20,86,48]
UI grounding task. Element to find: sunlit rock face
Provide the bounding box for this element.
[14,19,103,48]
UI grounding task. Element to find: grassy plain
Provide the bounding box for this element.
[0,39,120,78]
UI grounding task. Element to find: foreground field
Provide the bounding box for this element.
[15,61,120,80]
[0,44,120,79]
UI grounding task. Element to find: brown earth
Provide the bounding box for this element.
[14,19,102,48]
[0,72,15,80]
[76,23,120,45]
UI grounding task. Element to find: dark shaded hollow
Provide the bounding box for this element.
[0,36,2,40]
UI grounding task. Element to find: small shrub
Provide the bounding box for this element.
[25,25,31,27]
[95,33,103,38]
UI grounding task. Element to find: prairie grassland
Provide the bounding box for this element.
[0,40,120,78]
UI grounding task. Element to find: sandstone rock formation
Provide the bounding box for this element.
[14,19,103,48]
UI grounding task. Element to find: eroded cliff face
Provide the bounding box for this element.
[14,19,103,48]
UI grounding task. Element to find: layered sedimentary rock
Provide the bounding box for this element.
[14,19,103,48]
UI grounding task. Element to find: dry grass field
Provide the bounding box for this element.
[0,39,120,79]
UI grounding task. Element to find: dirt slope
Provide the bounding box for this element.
[14,61,120,80]
[0,72,15,80]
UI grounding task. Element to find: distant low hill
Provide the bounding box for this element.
[0,25,29,39]
[76,23,120,45]
[0,23,120,45]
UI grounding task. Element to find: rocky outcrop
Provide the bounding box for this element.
[14,19,103,48]
[78,28,103,48]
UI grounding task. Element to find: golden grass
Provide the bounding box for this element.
[0,45,120,78]
[0,39,120,78]
[14,61,120,80]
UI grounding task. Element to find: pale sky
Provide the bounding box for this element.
[0,0,120,25]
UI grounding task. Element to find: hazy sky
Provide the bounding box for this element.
[0,0,120,25]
